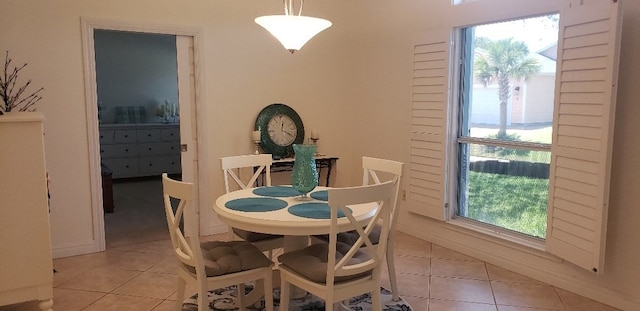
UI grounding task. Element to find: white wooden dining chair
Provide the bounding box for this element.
[311,156,404,301]
[220,154,284,258]
[278,180,397,311]
[162,173,274,311]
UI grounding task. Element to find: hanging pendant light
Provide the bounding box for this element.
[255,0,332,53]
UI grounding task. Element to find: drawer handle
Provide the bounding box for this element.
[124,135,128,138]
[148,134,152,137]
[125,149,129,152]
[148,147,152,151]
[149,163,153,166]
[125,165,130,168]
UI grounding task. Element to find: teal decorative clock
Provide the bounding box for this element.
[255,103,305,159]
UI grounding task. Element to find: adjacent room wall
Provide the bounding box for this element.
[94,30,178,124]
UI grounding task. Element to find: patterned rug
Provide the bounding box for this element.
[182,285,413,311]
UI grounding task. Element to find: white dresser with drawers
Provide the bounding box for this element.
[99,123,181,178]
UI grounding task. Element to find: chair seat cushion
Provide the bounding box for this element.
[233,227,283,242]
[314,223,382,246]
[193,241,272,277]
[278,242,372,283]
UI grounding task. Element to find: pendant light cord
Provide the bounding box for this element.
[282,0,304,16]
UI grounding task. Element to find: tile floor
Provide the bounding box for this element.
[1,178,622,311]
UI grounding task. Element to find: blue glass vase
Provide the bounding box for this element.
[291,144,319,200]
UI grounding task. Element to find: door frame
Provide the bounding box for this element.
[81,17,209,251]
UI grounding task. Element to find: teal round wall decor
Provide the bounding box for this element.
[255,103,305,159]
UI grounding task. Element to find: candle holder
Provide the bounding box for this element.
[252,130,261,155]
[310,129,320,156]
[253,139,261,155]
[310,137,320,156]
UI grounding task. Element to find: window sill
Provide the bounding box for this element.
[447,218,563,263]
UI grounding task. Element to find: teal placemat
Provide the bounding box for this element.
[253,186,301,197]
[288,203,351,219]
[225,197,288,212]
[310,190,328,201]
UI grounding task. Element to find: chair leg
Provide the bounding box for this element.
[325,292,334,311]
[279,278,290,311]
[197,277,209,311]
[237,283,246,311]
[325,301,334,311]
[387,246,400,301]
[263,270,274,311]
[197,288,207,311]
[371,289,382,311]
[175,277,186,311]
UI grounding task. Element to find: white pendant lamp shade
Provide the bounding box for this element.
[255,15,332,53]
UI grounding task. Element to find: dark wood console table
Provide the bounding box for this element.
[261,156,339,186]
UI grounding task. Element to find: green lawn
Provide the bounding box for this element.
[462,126,552,238]
[466,171,549,238]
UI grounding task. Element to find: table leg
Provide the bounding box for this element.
[281,236,309,299]
[325,159,333,186]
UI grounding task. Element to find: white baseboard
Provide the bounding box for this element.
[399,226,640,311]
[52,240,102,259]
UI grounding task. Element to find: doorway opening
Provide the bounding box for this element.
[94,29,180,248]
[82,18,202,252]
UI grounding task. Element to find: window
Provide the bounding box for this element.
[408,0,622,272]
[456,15,559,239]
[452,0,478,5]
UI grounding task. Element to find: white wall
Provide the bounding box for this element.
[0,0,362,257]
[1,0,639,309]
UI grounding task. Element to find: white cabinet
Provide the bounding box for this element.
[100,124,181,178]
[0,112,54,311]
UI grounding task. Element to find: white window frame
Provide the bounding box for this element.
[452,16,556,243]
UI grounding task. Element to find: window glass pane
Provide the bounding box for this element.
[464,16,559,144]
[460,143,550,238]
[453,0,479,5]
[457,15,558,239]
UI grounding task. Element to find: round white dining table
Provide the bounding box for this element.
[213,186,379,238]
[214,185,379,308]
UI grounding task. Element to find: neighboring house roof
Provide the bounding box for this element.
[535,42,558,74]
[533,53,557,74]
[537,42,558,61]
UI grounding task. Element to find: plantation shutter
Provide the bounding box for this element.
[407,30,451,221]
[546,0,622,273]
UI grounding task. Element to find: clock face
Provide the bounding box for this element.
[268,114,298,146]
[255,103,305,158]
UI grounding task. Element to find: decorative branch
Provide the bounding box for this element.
[0,51,44,115]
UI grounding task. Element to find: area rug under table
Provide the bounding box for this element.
[182,285,413,311]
